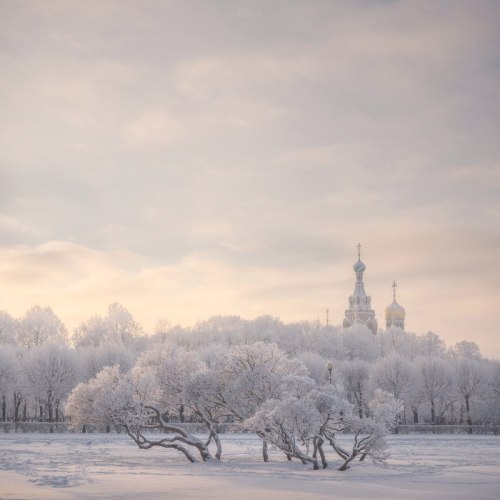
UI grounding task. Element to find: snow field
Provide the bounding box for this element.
[1,433,499,499]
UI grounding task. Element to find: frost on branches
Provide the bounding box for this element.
[65,342,403,470]
[326,390,402,470]
[246,377,401,470]
[65,364,213,463]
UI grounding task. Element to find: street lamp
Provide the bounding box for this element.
[326,362,333,384]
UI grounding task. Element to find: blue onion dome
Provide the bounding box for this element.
[353,259,366,273]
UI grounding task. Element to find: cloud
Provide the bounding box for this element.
[121,111,186,148]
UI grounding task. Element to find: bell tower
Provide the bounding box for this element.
[343,243,378,334]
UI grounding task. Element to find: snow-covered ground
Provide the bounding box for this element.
[1,433,499,499]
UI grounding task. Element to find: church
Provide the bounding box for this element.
[342,244,405,334]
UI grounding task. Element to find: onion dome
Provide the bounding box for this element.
[353,259,366,273]
[385,280,405,330]
[353,243,366,273]
[385,299,405,320]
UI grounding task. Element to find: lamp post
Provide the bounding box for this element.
[327,362,333,384]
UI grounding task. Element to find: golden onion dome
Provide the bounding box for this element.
[385,299,405,320]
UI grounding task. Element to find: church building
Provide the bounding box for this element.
[342,244,405,334]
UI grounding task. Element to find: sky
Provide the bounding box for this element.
[1,0,499,357]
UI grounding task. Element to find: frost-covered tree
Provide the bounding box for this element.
[371,354,412,401]
[340,359,370,418]
[73,303,142,348]
[106,303,142,344]
[449,341,482,360]
[297,351,330,385]
[25,342,80,422]
[452,357,486,426]
[378,327,420,360]
[73,316,110,349]
[66,365,214,462]
[0,312,17,345]
[80,341,135,380]
[0,346,19,421]
[341,324,379,361]
[246,376,350,469]
[191,342,307,461]
[370,353,415,422]
[417,356,454,423]
[135,346,204,423]
[488,361,500,401]
[218,342,307,422]
[327,390,402,471]
[16,306,67,350]
[417,332,446,358]
[246,382,322,468]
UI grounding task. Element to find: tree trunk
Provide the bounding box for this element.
[465,395,472,432]
[315,436,328,469]
[1,395,5,422]
[312,438,320,470]
[13,393,22,423]
[338,453,357,471]
[212,432,222,460]
[262,439,269,462]
[204,423,222,460]
[431,399,435,424]
[413,408,418,424]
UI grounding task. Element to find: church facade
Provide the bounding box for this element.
[342,244,405,334]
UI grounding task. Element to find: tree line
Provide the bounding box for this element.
[0,303,499,434]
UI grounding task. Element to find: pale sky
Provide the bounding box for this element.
[1,1,499,357]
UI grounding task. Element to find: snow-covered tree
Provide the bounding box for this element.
[73,303,142,348]
[66,365,214,462]
[452,357,486,426]
[449,340,482,360]
[417,356,454,423]
[341,324,379,361]
[73,316,110,349]
[417,332,446,358]
[246,377,350,469]
[0,312,17,345]
[0,345,19,421]
[16,306,67,350]
[378,327,419,360]
[135,345,204,423]
[327,390,402,471]
[340,359,370,418]
[25,342,80,422]
[370,353,415,422]
[297,351,330,385]
[246,384,322,468]
[80,341,135,380]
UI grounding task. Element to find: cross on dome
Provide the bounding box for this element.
[385,280,405,330]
